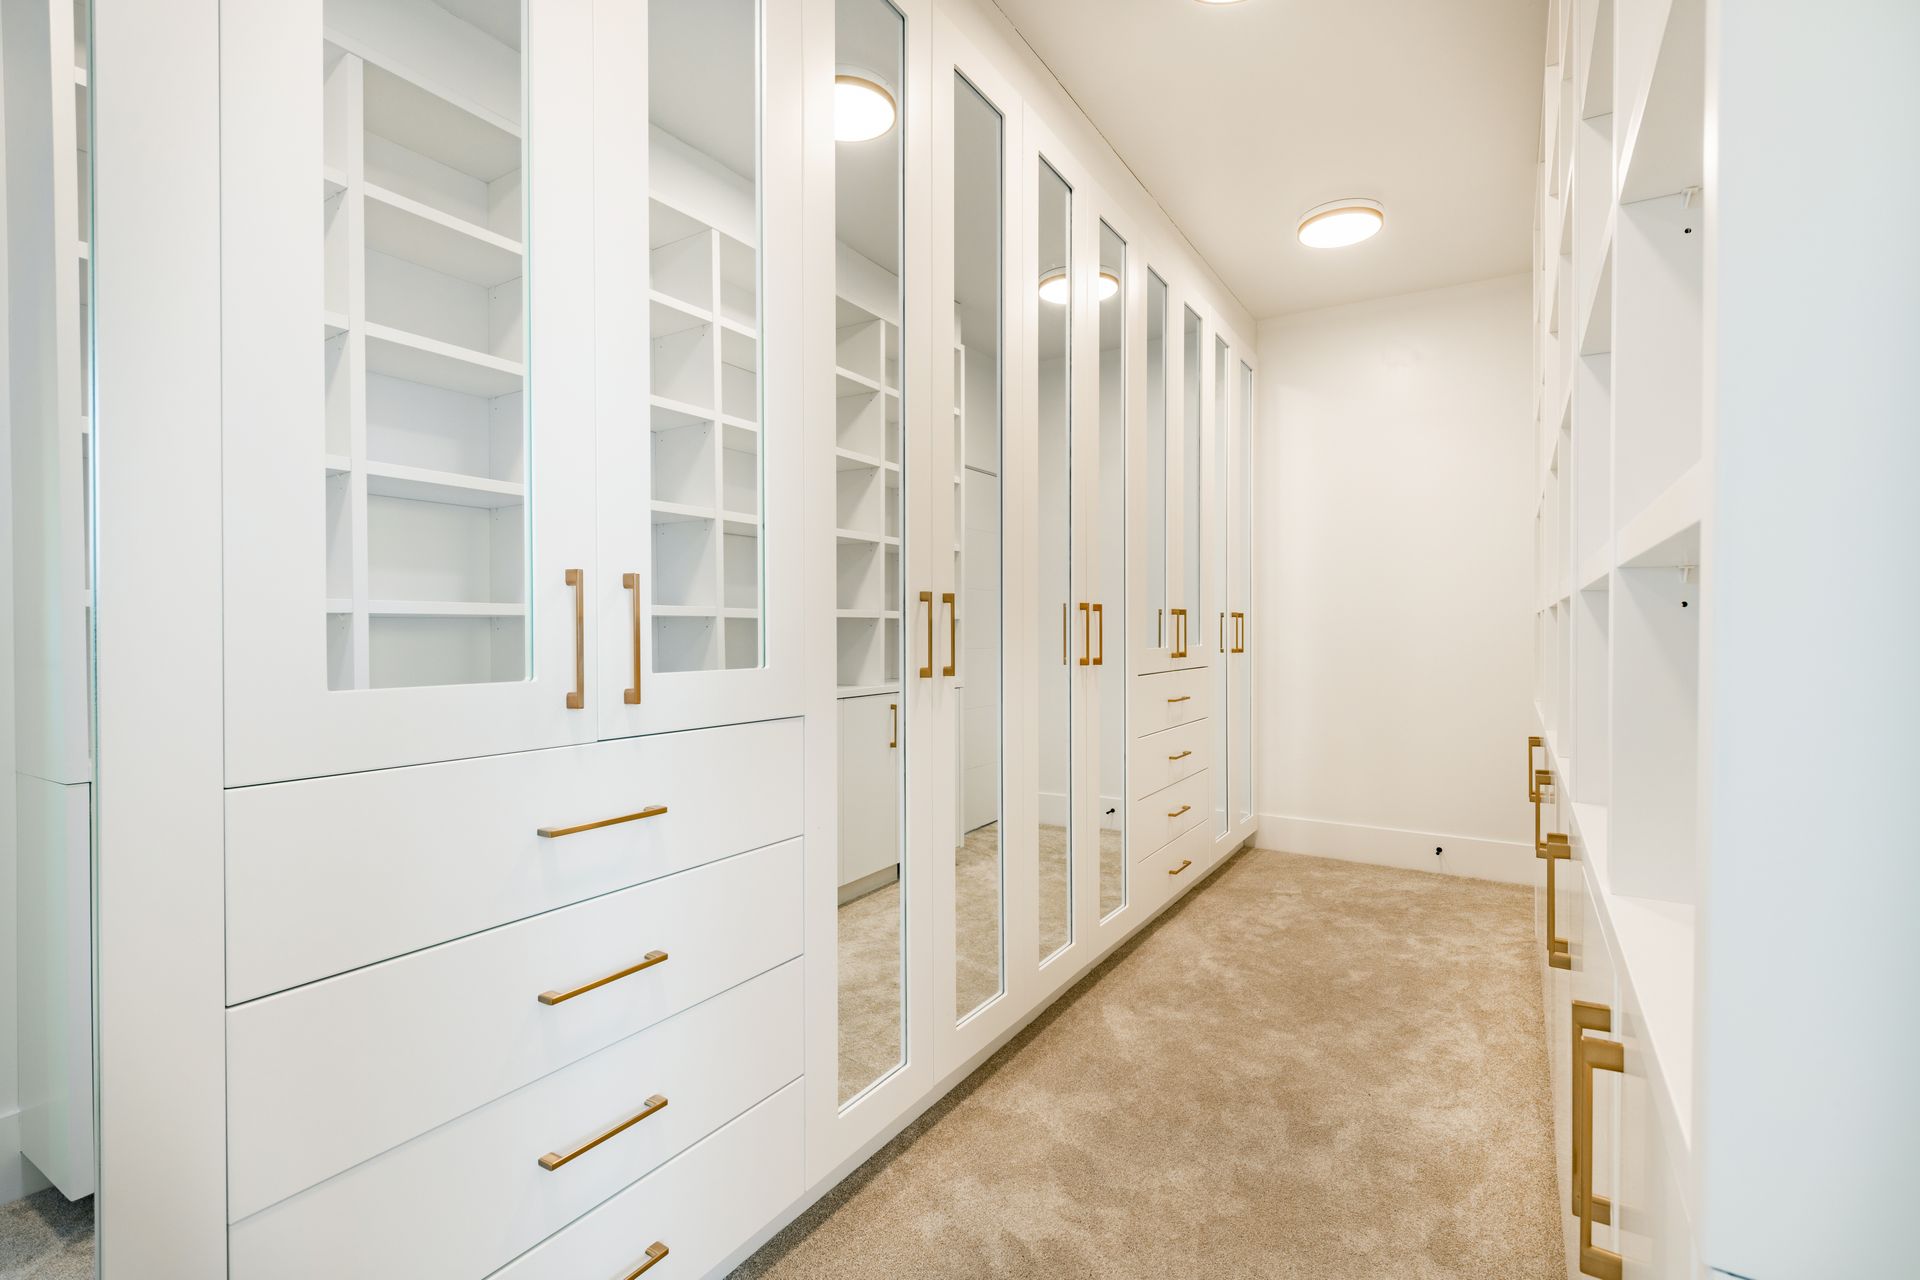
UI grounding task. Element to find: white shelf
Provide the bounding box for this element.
[1578,542,1612,593]
[1578,219,1614,357]
[363,182,522,288]
[323,310,350,338]
[836,528,899,548]
[838,684,900,700]
[363,323,522,398]
[323,453,350,476]
[1615,458,1703,569]
[650,394,714,426]
[1618,0,1705,204]
[650,291,712,338]
[322,164,347,198]
[364,600,526,619]
[836,609,901,621]
[835,447,897,473]
[835,366,883,398]
[365,461,524,510]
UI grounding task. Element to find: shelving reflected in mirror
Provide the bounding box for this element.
[834,0,907,1106]
[1182,305,1203,660]
[1096,220,1127,918]
[953,73,1006,1023]
[1035,156,1073,963]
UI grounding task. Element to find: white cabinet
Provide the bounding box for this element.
[837,692,900,898]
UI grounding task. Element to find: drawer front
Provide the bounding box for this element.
[1130,668,1209,738]
[1130,719,1208,800]
[228,840,802,1223]
[491,1081,803,1280]
[227,717,802,1002]
[1140,821,1211,912]
[229,961,804,1280]
[1131,770,1209,862]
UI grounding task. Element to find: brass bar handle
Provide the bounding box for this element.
[1578,1033,1626,1280]
[622,572,643,705]
[1167,803,1191,819]
[538,804,669,839]
[942,591,957,677]
[1233,611,1246,654]
[1545,833,1572,970]
[1079,602,1091,667]
[1528,735,1544,801]
[1157,606,1165,649]
[539,950,668,1006]
[1167,695,1192,704]
[1168,858,1192,876]
[1062,603,1069,666]
[919,590,934,679]
[1092,602,1104,666]
[1571,1000,1614,1226]
[888,702,898,749]
[1219,611,1226,653]
[1169,749,1192,761]
[565,569,585,710]
[539,1094,669,1171]
[1534,769,1558,857]
[622,1243,670,1279]
[1173,607,1187,658]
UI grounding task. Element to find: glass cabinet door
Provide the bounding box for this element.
[1034,154,1074,963]
[221,0,597,785]
[1232,359,1255,824]
[597,0,802,738]
[1094,220,1128,919]
[1179,304,1204,665]
[1140,270,1170,661]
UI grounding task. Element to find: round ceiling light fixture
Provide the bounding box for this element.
[1038,268,1121,305]
[834,69,897,143]
[1297,198,1385,248]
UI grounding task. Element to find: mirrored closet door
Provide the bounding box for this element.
[832,0,910,1107]
[1092,219,1129,922]
[1212,334,1232,840]
[220,0,597,785]
[1139,270,1172,665]
[1231,357,1255,827]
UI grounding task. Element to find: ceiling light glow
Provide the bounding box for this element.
[1297,199,1385,249]
[834,71,897,143]
[1039,269,1070,305]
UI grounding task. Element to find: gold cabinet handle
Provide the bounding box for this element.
[1092,602,1104,666]
[1062,603,1070,666]
[622,1242,670,1279]
[1544,833,1572,970]
[1167,695,1192,704]
[1571,1001,1614,1227]
[942,591,957,677]
[1577,1031,1625,1280]
[539,1094,669,1171]
[888,702,898,749]
[537,804,669,839]
[1533,769,1558,856]
[1233,610,1246,654]
[1167,803,1191,818]
[1168,858,1192,876]
[1219,611,1226,652]
[565,569,585,710]
[539,950,667,1006]
[1158,606,1165,649]
[1169,749,1192,761]
[1170,607,1186,658]
[919,590,934,679]
[622,572,643,705]
[1527,735,1544,801]
[1079,602,1091,667]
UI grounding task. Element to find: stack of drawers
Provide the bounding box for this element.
[222,719,806,1278]
[1129,669,1213,891]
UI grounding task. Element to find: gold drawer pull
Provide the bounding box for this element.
[1167,803,1191,819]
[538,1094,668,1171]
[1571,1001,1613,1227]
[1168,750,1192,761]
[537,805,669,839]
[538,950,668,1006]
[1577,1032,1625,1279]
[1168,858,1192,876]
[623,1242,670,1279]
[623,572,643,705]
[1166,695,1192,704]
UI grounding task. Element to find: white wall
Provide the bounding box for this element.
[1254,274,1535,883]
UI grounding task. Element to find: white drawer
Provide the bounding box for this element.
[491,1080,803,1280]
[1130,668,1209,738]
[1138,820,1211,914]
[226,718,802,1002]
[228,840,802,1223]
[1130,720,1208,800]
[1131,770,1209,862]
[229,961,803,1280]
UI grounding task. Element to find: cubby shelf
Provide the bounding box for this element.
[1615,457,1702,569]
[365,460,524,510]
[363,182,522,286]
[365,600,527,619]
[1618,0,1704,203]
[363,322,523,397]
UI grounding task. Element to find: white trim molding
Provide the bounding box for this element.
[1255,813,1533,885]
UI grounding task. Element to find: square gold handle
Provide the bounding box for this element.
[1577,1032,1625,1280]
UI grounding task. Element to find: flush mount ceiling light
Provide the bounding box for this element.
[1038,268,1121,304]
[1297,198,1385,248]
[834,69,897,143]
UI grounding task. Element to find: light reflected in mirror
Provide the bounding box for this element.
[1035,157,1073,962]
[1097,221,1127,918]
[834,0,906,1106]
[1214,336,1231,837]
[1143,271,1169,653]
[954,74,1005,1021]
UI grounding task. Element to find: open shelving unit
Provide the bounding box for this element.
[833,294,903,696]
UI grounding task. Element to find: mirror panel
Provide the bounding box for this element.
[1097,220,1127,918]
[1235,359,1255,823]
[1182,306,1203,651]
[953,72,1005,1021]
[1142,271,1168,653]
[1035,156,1073,962]
[834,0,906,1105]
[1214,335,1231,836]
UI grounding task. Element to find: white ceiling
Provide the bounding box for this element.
[989,0,1545,319]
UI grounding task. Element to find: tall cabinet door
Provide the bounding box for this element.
[593,0,804,738]
[1229,353,1256,829]
[221,0,597,785]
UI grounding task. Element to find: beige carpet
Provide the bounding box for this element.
[842,823,1127,1102]
[750,848,1561,1278]
[0,1189,92,1280]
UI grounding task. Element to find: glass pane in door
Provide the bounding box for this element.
[1235,360,1255,823]
[833,0,906,1105]
[1214,336,1231,837]
[647,0,763,675]
[1035,157,1072,962]
[1097,221,1126,918]
[322,0,532,689]
[1182,306,1203,659]
[1142,271,1168,653]
[954,73,1005,1022]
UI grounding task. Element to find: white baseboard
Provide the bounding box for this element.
[0,1108,52,1206]
[1255,813,1534,885]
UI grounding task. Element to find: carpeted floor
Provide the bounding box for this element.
[746,847,1562,1279]
[0,1188,92,1280]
